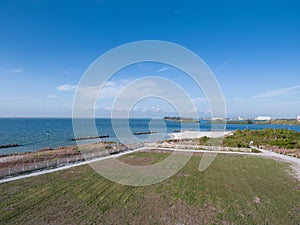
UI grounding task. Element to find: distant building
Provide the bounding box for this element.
[255,116,272,121]
[238,116,244,120]
[297,115,300,122]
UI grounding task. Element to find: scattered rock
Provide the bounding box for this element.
[0,144,21,149]
[71,135,109,141]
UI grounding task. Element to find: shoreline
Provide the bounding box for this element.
[2,120,300,156]
[1,145,300,184]
[1,131,232,157]
[167,130,233,139]
[0,129,300,183]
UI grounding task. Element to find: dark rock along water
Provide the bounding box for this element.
[0,118,299,155]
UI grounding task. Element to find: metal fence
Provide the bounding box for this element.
[0,143,146,179]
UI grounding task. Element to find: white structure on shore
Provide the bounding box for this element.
[211,117,224,121]
[297,115,300,122]
[255,116,272,121]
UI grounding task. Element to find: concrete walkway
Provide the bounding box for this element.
[251,146,300,164]
[1,146,299,184]
[251,146,300,181]
[0,147,147,184]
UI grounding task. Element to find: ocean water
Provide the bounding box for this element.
[0,118,198,155]
[0,118,300,155]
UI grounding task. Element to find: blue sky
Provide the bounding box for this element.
[0,0,299,118]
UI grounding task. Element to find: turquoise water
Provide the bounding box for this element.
[0,118,299,155]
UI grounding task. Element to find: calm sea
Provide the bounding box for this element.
[0,118,300,155]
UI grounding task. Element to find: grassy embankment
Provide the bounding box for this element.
[255,119,300,125]
[163,116,199,123]
[0,151,299,224]
[199,129,300,157]
[211,119,300,125]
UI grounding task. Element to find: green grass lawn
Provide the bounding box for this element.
[0,152,299,224]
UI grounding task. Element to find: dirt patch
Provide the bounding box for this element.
[192,152,205,156]
[176,173,190,177]
[119,151,170,166]
[99,192,219,225]
[144,149,204,157]
[289,163,300,182]
[0,142,114,177]
[265,147,300,158]
[143,149,172,154]
[263,155,300,182]
[0,146,81,169]
[119,155,157,166]
[139,193,218,225]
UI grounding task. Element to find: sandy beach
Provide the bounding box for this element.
[167,130,233,139]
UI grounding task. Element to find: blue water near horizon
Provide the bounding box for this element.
[1,118,300,155]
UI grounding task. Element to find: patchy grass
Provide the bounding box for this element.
[0,152,299,224]
[199,129,300,149]
[119,151,170,166]
[198,129,300,158]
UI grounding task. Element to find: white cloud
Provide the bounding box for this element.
[157,67,170,72]
[4,69,23,73]
[0,96,33,100]
[47,95,59,98]
[192,97,207,104]
[77,80,129,100]
[62,71,71,75]
[225,97,246,103]
[101,80,128,98]
[115,78,198,115]
[76,77,203,117]
[253,85,300,99]
[214,59,230,71]
[57,84,78,91]
[132,106,162,113]
[151,106,161,112]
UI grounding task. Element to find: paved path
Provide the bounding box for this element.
[251,146,300,181]
[1,146,299,184]
[150,147,264,156]
[251,146,300,164]
[0,147,147,184]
